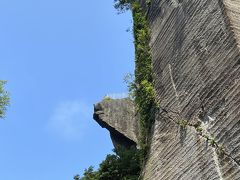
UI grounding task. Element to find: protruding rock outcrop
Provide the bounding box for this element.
[93,98,139,150]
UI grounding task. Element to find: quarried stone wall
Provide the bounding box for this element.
[141,0,240,179]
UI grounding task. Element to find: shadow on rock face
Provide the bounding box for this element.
[93,98,139,151]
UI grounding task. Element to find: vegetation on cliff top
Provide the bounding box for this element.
[114,0,132,12]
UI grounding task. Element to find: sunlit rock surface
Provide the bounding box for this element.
[93,0,240,179]
[139,0,240,179]
[93,98,139,149]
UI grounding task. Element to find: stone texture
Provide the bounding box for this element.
[224,0,240,48]
[93,0,240,179]
[139,0,240,179]
[93,98,139,149]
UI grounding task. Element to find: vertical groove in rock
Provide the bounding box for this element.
[223,0,240,48]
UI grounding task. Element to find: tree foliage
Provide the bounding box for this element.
[75,148,141,180]
[114,0,132,13]
[0,80,9,119]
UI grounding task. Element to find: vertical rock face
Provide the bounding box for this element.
[93,0,240,179]
[224,0,240,48]
[93,98,139,149]
[140,0,240,179]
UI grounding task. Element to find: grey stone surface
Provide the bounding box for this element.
[140,0,240,179]
[224,0,240,48]
[93,0,240,179]
[93,98,139,149]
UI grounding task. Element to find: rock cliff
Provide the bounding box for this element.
[94,0,240,179]
[93,98,139,149]
[141,0,240,179]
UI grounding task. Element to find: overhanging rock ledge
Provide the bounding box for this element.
[93,98,139,150]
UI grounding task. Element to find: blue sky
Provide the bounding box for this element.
[0,0,134,179]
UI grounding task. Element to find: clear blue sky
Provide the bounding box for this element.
[0,0,134,179]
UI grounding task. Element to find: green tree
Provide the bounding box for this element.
[0,80,9,118]
[77,148,141,180]
[80,166,99,180]
[74,175,80,180]
[114,0,132,12]
[98,154,119,180]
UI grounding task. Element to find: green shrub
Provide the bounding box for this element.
[128,1,157,160]
[103,96,112,101]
